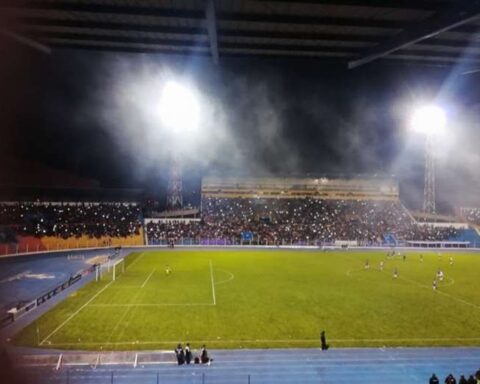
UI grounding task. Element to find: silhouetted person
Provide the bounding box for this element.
[185,343,192,364]
[201,344,213,365]
[430,374,440,384]
[459,375,467,384]
[445,373,456,384]
[179,348,185,365]
[466,375,476,384]
[320,330,329,350]
[174,343,184,365]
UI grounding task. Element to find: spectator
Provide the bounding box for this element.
[430,374,440,384]
[185,343,192,364]
[445,374,457,384]
[201,344,212,365]
[174,343,185,365]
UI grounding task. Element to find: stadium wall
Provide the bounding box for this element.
[0,230,144,256]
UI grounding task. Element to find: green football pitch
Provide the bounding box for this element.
[13,249,480,350]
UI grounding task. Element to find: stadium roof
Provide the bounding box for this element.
[3,0,480,69]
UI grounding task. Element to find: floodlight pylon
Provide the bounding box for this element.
[423,134,435,214]
[166,154,183,210]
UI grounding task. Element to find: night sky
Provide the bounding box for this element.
[1,36,480,210]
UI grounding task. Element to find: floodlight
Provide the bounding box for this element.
[159,81,199,132]
[410,105,446,136]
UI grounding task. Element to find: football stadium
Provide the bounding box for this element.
[2,1,480,384]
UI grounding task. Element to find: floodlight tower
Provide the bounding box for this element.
[423,134,435,214]
[410,105,446,214]
[159,80,200,210]
[167,155,183,209]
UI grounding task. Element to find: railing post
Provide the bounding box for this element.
[248,374,251,384]
[202,372,205,384]
[156,372,159,384]
[111,371,114,384]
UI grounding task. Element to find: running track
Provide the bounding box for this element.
[11,347,480,384]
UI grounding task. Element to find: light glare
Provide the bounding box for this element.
[159,81,199,132]
[410,105,446,136]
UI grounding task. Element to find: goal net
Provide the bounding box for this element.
[97,258,125,282]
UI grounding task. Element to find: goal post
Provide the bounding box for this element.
[97,258,125,282]
[112,258,125,281]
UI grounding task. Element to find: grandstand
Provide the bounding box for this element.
[146,176,476,248]
[0,202,144,255]
[1,177,478,254]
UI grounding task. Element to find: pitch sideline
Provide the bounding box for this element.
[39,280,115,345]
[46,335,480,347]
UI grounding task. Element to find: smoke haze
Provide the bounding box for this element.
[2,45,480,210]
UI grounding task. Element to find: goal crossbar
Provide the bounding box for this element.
[97,258,125,282]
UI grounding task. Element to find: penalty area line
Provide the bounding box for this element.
[126,253,145,271]
[214,269,235,285]
[141,269,156,288]
[40,280,114,345]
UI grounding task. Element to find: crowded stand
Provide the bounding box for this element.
[146,197,457,244]
[0,176,465,250]
[401,224,457,241]
[0,202,142,240]
[461,207,480,226]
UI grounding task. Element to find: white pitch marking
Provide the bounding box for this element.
[141,269,156,288]
[40,280,114,345]
[126,253,145,271]
[89,303,215,307]
[46,336,480,347]
[399,275,480,311]
[214,269,235,285]
[440,276,455,288]
[209,259,216,305]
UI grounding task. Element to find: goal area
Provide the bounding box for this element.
[96,258,125,282]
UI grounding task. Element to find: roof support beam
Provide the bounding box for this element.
[15,17,205,36]
[29,30,363,54]
[11,17,383,44]
[348,1,480,69]
[257,0,448,11]
[29,31,210,48]
[1,29,51,54]
[2,2,406,30]
[205,0,219,64]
